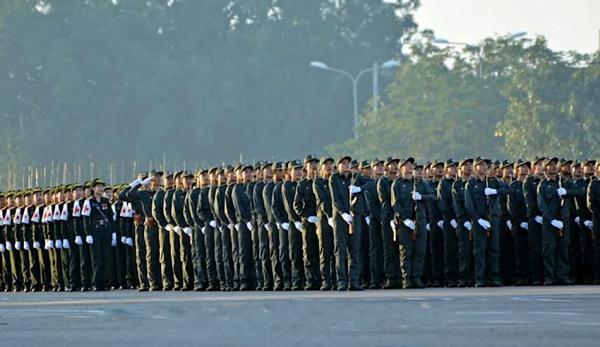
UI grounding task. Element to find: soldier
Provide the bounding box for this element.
[120,173,148,291]
[452,158,473,287]
[559,159,581,283]
[265,162,287,290]
[350,160,372,287]
[126,171,162,291]
[110,185,129,289]
[164,171,184,290]
[426,161,445,287]
[538,157,578,285]
[499,161,515,285]
[214,166,234,291]
[247,162,263,290]
[378,157,402,289]
[197,167,221,291]
[509,160,531,285]
[438,159,459,287]
[0,192,8,292]
[313,157,336,290]
[232,164,256,291]
[83,179,116,291]
[364,158,384,289]
[172,170,195,290]
[152,171,174,290]
[524,157,545,285]
[253,162,274,291]
[283,160,305,290]
[293,155,321,290]
[186,168,209,291]
[464,157,508,287]
[10,192,25,291]
[578,160,596,283]
[587,161,600,284]
[330,155,362,291]
[28,188,46,291]
[392,158,435,288]
[207,167,227,290]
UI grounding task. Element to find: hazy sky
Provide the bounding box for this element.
[414,0,599,53]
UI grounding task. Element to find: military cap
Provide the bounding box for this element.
[360,160,371,169]
[182,170,194,178]
[319,156,334,165]
[424,161,432,171]
[514,159,530,169]
[572,160,581,168]
[261,161,273,170]
[71,183,83,190]
[351,159,359,168]
[492,160,502,170]
[272,162,285,170]
[473,157,492,166]
[138,171,149,179]
[372,158,384,166]
[104,185,113,191]
[532,156,545,166]
[31,187,43,194]
[83,180,92,189]
[150,169,164,176]
[92,178,106,187]
[197,168,209,176]
[254,161,264,169]
[500,160,513,170]
[42,188,52,195]
[543,157,559,168]
[241,164,254,171]
[164,171,174,178]
[444,159,457,169]
[384,157,400,167]
[559,158,572,167]
[431,160,444,168]
[208,167,219,175]
[174,170,183,179]
[0,192,4,198]
[414,162,424,169]
[400,157,415,167]
[304,154,319,164]
[215,168,225,176]
[458,158,474,167]
[337,155,352,165]
[288,159,303,170]
[583,159,596,167]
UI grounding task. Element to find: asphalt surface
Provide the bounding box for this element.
[1,286,600,347]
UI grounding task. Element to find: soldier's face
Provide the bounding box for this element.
[534,163,544,175]
[307,161,319,176]
[242,169,253,183]
[103,190,112,199]
[34,193,43,205]
[386,162,398,175]
[263,167,273,180]
[488,167,497,177]
[338,160,351,174]
[200,173,209,186]
[73,188,83,200]
[373,163,384,176]
[401,163,413,178]
[361,167,372,177]
[184,177,194,188]
[321,162,333,176]
[25,195,32,206]
[164,176,174,188]
[560,164,571,175]
[273,169,284,181]
[572,166,582,177]
[503,168,513,179]
[432,165,443,177]
[583,164,595,176]
[517,166,529,176]
[292,167,303,181]
[445,166,457,177]
[43,194,51,204]
[415,168,424,180]
[94,185,104,196]
[227,171,236,183]
[462,162,473,176]
[545,163,558,176]
[475,163,487,175]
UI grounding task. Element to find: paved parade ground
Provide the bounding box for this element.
[1,286,600,346]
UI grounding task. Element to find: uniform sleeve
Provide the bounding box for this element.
[271,186,288,223]
[163,191,175,225]
[523,179,538,219]
[464,181,480,221]
[452,182,466,224]
[588,182,600,216]
[313,180,332,218]
[391,180,409,221]
[329,175,350,215]
[253,184,267,220]
[537,183,553,222]
[293,182,308,220]
[152,194,168,227]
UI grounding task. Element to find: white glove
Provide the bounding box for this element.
[209,220,217,228]
[450,219,458,229]
[535,215,543,224]
[349,185,362,194]
[575,217,580,225]
[584,220,593,229]
[520,222,528,230]
[55,240,63,249]
[403,219,416,231]
[33,241,41,249]
[342,213,353,224]
[551,219,564,229]
[281,222,290,231]
[0,244,4,252]
[436,220,443,229]
[327,218,333,227]
[111,238,117,247]
[308,216,319,224]
[557,187,567,196]
[173,226,182,235]
[365,216,371,226]
[506,220,513,230]
[484,188,498,196]
[128,178,142,188]
[228,224,234,231]
[426,223,430,231]
[15,241,21,250]
[477,218,491,230]
[464,221,473,231]
[246,222,253,231]
[294,221,303,231]
[263,223,270,232]
[201,227,206,234]
[183,227,193,236]
[63,240,70,249]
[390,219,397,230]
[6,241,13,251]
[141,176,153,186]
[85,235,94,245]
[412,192,422,201]
[47,240,54,249]
[166,224,174,232]
[112,232,117,242]
[75,236,83,245]
[126,237,134,246]
[121,236,127,244]
[23,241,30,251]
[234,224,240,231]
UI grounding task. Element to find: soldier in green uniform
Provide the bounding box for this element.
[232,164,256,291]
[207,167,227,290]
[270,162,291,290]
[164,171,184,290]
[499,161,515,285]
[293,155,321,290]
[378,157,402,289]
[186,169,209,291]
[578,160,596,283]
[438,159,459,287]
[364,158,384,289]
[538,158,579,285]
[509,160,531,285]
[152,171,174,290]
[253,162,274,291]
[587,161,600,284]
[313,157,336,290]
[452,158,473,287]
[524,157,545,285]
[173,170,195,290]
[225,166,241,290]
[283,160,305,290]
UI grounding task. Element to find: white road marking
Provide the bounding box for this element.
[484,320,532,324]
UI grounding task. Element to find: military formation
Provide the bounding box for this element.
[1,155,600,292]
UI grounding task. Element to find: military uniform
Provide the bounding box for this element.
[252,163,274,290]
[452,159,473,287]
[586,164,600,283]
[283,160,305,290]
[364,159,383,289]
[313,158,336,290]
[508,160,531,285]
[438,160,459,286]
[523,157,545,284]
[151,174,174,290]
[377,158,402,288]
[264,163,285,290]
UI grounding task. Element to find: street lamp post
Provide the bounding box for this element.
[310,59,400,140]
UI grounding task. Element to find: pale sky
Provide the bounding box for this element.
[414,0,600,53]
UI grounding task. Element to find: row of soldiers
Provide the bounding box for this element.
[1,155,600,292]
